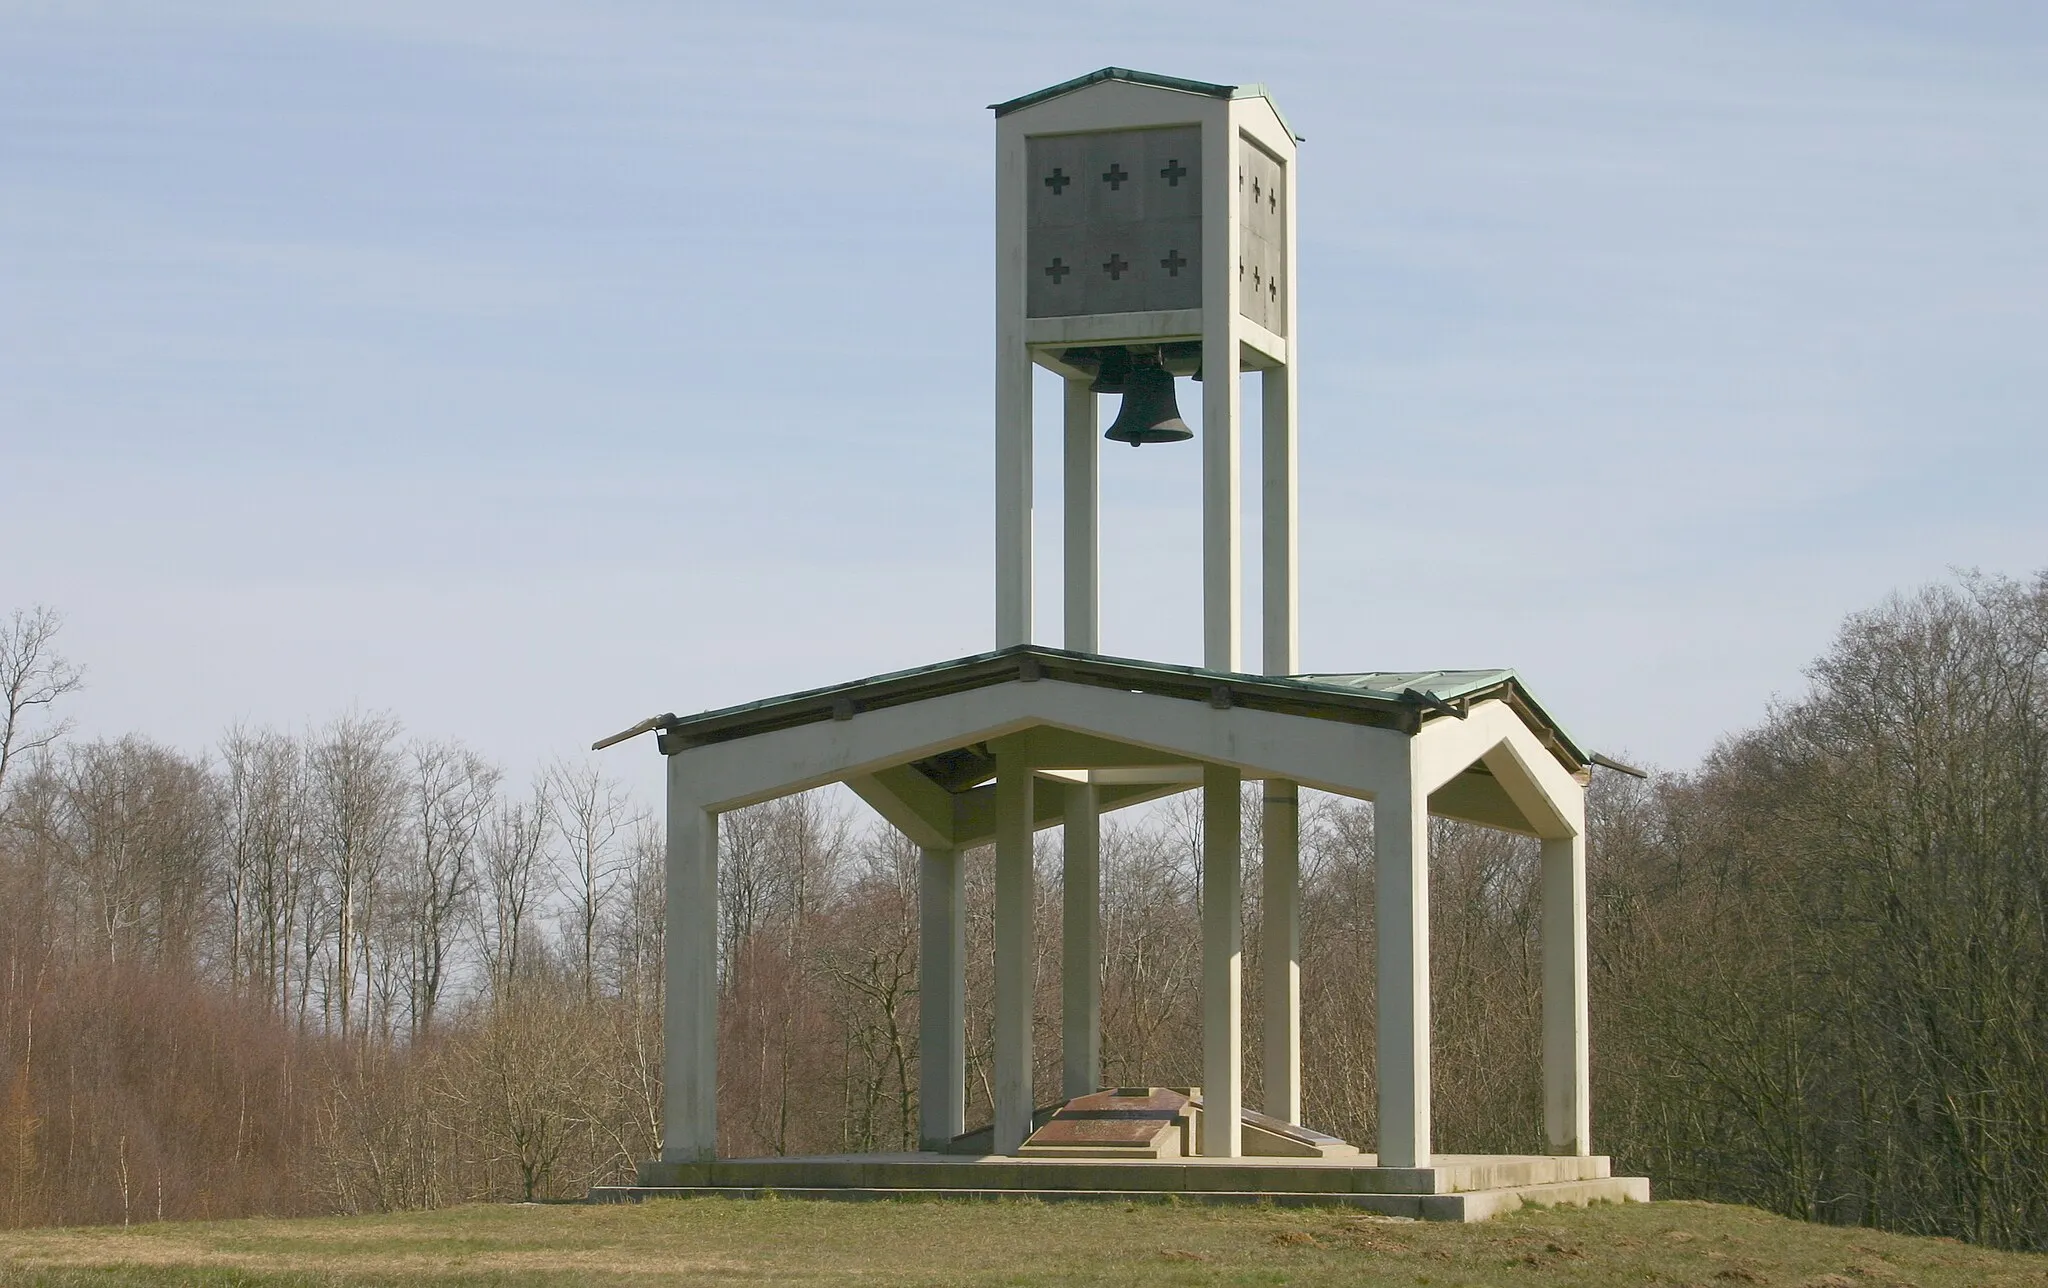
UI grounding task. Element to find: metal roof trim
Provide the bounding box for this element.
[990,67,1237,116]
[990,67,1298,139]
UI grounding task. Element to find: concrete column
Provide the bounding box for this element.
[918,844,966,1150]
[1260,363,1298,678]
[661,768,718,1163]
[1061,781,1101,1100]
[1542,832,1592,1156]
[1200,764,1243,1156]
[1259,356,1302,1130]
[994,121,1032,648]
[993,751,1036,1154]
[1261,780,1301,1124]
[1374,766,1432,1168]
[1063,377,1098,654]
[1201,120,1243,673]
[996,348,1034,648]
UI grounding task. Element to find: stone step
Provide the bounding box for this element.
[637,1153,1613,1195]
[589,1175,1651,1223]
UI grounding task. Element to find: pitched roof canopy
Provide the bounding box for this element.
[619,645,1585,773]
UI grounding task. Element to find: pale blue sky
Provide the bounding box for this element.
[4,1,2044,804]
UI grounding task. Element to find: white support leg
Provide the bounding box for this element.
[996,347,1034,648]
[1200,764,1243,1156]
[1375,767,1432,1168]
[1061,781,1101,1100]
[1201,121,1243,673]
[918,844,966,1150]
[661,771,718,1163]
[993,752,1036,1154]
[1261,780,1301,1125]
[1063,376,1098,654]
[1542,833,1592,1156]
[994,117,1032,649]
[1260,363,1298,678]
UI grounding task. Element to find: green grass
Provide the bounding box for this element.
[3,1197,2045,1286]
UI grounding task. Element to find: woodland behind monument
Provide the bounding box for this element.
[0,571,2043,1248]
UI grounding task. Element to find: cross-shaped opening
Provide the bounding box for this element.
[1044,168,1071,195]
[1102,253,1130,280]
[1159,159,1188,186]
[1101,163,1129,190]
[1160,249,1187,277]
[1044,258,1071,284]
[1252,176,1262,203]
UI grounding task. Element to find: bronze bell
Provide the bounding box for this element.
[1104,354,1193,446]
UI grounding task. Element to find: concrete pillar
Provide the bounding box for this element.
[1260,363,1298,678]
[1259,356,1302,1129]
[918,844,966,1150]
[1061,781,1101,1100]
[993,751,1036,1154]
[1063,377,1098,654]
[994,117,1032,649]
[1202,119,1243,673]
[1542,832,1592,1156]
[1375,767,1432,1168]
[1261,780,1301,1124]
[661,769,718,1163]
[1200,764,1243,1156]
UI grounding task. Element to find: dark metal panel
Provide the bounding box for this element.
[1027,127,1203,318]
[1238,140,1287,335]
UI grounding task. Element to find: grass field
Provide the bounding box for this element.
[4,1197,2046,1287]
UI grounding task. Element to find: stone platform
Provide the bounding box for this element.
[592,1152,1650,1222]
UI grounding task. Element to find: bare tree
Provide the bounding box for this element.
[475,783,550,998]
[401,741,498,1036]
[0,606,84,806]
[308,714,404,1039]
[37,737,216,969]
[545,762,633,1000]
[218,728,310,1011]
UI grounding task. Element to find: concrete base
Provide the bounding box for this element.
[593,1153,1649,1223]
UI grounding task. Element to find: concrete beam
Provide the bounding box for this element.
[847,765,955,851]
[664,679,1411,814]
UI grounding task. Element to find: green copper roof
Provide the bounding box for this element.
[990,67,1299,140]
[1293,669,1510,701]
[615,645,1584,771]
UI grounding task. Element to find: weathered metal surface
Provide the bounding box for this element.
[1027,127,1202,319]
[1238,140,1287,334]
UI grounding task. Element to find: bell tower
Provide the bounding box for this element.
[992,67,1300,675]
[992,69,1307,1138]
